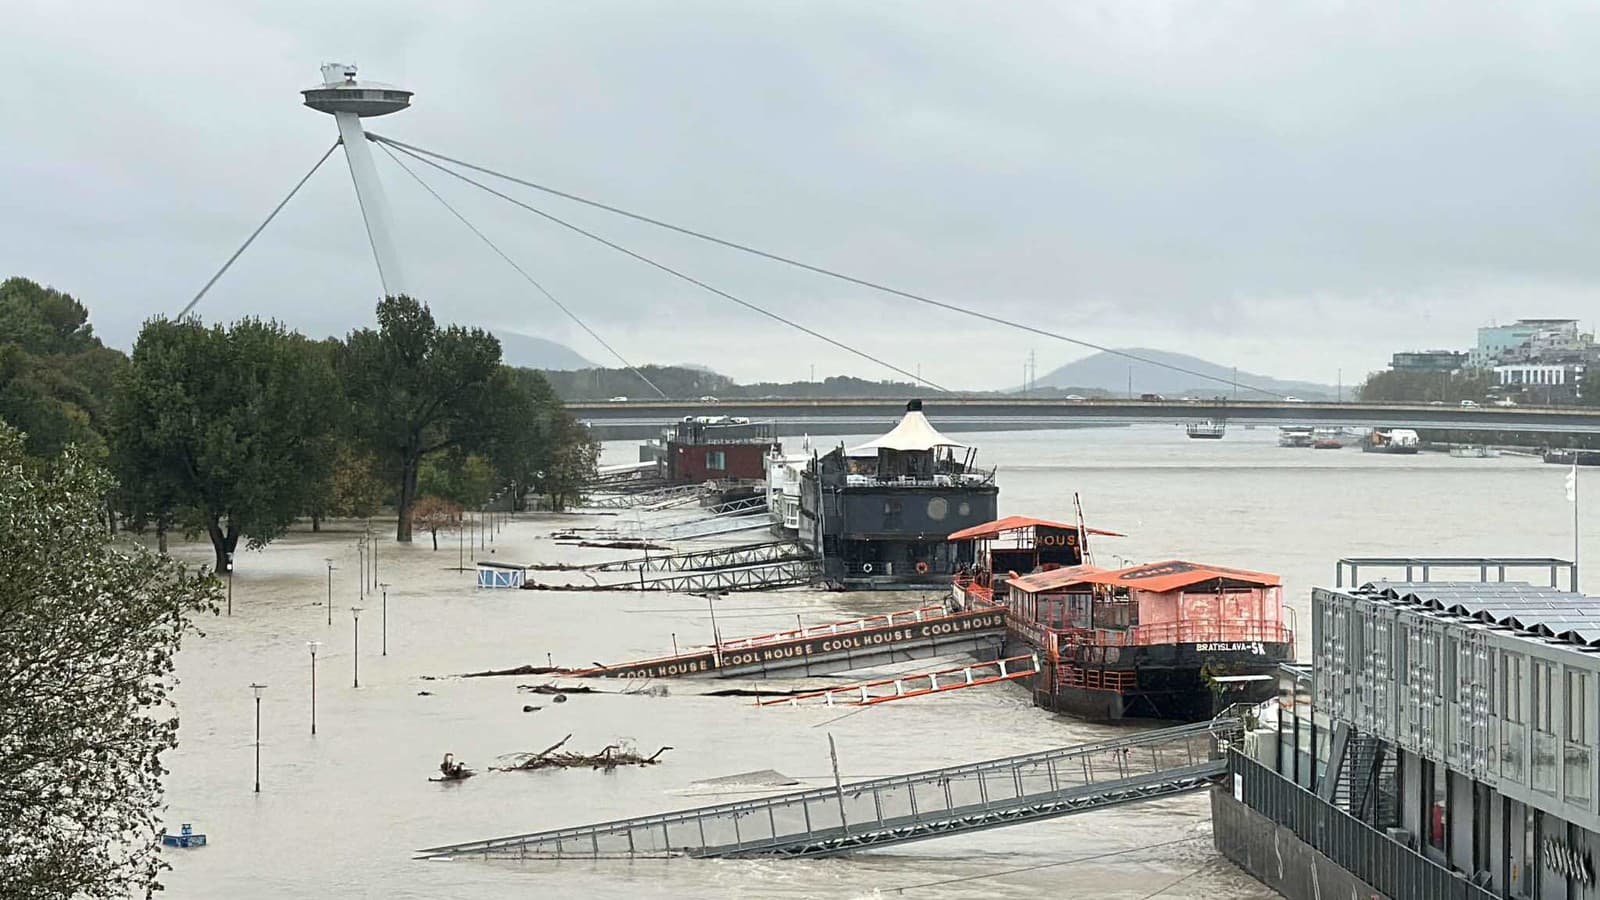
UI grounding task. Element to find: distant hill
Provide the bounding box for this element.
[1033,348,1337,399]
[494,332,592,370]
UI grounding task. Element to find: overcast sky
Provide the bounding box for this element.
[4,2,1598,389]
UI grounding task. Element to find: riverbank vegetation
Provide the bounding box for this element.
[0,278,598,562]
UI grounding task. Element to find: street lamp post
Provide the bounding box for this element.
[324,559,336,626]
[249,682,267,792]
[378,582,390,656]
[356,537,366,601]
[225,551,234,617]
[307,642,320,735]
[351,607,364,688]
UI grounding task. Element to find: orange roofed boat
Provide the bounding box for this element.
[950,516,1293,721]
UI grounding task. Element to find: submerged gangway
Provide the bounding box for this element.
[416,719,1236,860]
[586,540,808,574]
[756,654,1040,707]
[582,483,702,510]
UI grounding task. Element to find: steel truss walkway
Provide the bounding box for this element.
[582,483,702,510]
[757,654,1040,707]
[638,512,772,542]
[587,540,807,574]
[619,557,821,592]
[415,720,1236,860]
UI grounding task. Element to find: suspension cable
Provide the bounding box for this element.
[178,140,341,319]
[376,142,667,399]
[379,138,945,392]
[368,133,1281,398]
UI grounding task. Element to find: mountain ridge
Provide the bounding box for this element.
[1032,348,1338,399]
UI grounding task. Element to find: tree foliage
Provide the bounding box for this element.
[113,317,339,570]
[1356,369,1497,404]
[0,424,219,899]
[410,495,463,550]
[338,296,506,542]
[0,277,127,461]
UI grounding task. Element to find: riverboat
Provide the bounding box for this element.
[1185,420,1226,439]
[1544,448,1600,466]
[1278,426,1314,448]
[798,401,998,589]
[659,415,778,503]
[1360,428,1420,454]
[949,516,1293,721]
[1311,426,1344,449]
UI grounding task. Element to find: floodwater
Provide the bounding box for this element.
[158,425,1596,898]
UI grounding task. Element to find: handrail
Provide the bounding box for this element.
[716,605,948,651]
[416,719,1236,856]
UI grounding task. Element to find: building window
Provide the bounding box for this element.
[706,451,726,471]
[1567,669,1593,805]
[1533,660,1557,793]
[882,499,902,530]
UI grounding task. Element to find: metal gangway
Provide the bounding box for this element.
[645,514,773,542]
[416,719,1236,860]
[756,654,1040,707]
[587,540,808,574]
[620,556,821,592]
[621,495,773,536]
[582,483,703,510]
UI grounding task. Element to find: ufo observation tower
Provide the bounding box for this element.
[302,63,412,296]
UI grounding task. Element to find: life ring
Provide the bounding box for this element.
[915,561,930,574]
[862,563,874,574]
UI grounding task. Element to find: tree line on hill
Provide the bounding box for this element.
[1357,367,1600,406]
[0,277,598,572]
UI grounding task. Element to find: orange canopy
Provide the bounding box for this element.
[947,515,1126,542]
[1084,560,1281,593]
[1009,565,1111,594]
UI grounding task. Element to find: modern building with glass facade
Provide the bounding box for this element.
[1213,559,1593,900]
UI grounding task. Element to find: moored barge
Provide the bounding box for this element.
[799,401,998,589]
[950,516,1293,720]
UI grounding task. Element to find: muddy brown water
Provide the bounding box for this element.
[158,426,1594,898]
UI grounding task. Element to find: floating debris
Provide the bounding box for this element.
[516,683,594,696]
[688,769,801,790]
[456,665,576,679]
[492,734,673,772]
[522,705,541,713]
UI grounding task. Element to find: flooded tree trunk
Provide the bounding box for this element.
[396,456,418,543]
[204,515,241,573]
[157,523,168,556]
[311,512,322,533]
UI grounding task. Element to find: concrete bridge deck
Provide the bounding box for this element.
[569,397,1600,438]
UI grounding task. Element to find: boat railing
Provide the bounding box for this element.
[1057,665,1138,692]
[953,573,998,607]
[1057,620,1293,649]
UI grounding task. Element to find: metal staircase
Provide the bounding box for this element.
[1331,731,1396,828]
[416,720,1236,861]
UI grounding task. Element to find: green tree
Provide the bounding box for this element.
[0,423,219,899]
[1356,369,1497,404]
[338,296,505,542]
[418,450,497,508]
[113,317,338,571]
[305,441,389,531]
[0,277,128,461]
[537,413,599,511]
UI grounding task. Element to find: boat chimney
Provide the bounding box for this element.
[906,399,923,412]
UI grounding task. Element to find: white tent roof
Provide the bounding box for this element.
[847,409,966,454]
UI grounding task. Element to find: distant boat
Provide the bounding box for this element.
[1449,446,1501,459]
[1362,428,1421,454]
[1186,420,1226,439]
[1311,427,1344,450]
[161,824,206,848]
[1544,449,1600,466]
[1278,426,1314,448]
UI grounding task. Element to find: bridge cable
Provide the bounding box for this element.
[376,142,668,399]
[379,138,946,391]
[368,133,1282,398]
[178,140,341,319]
